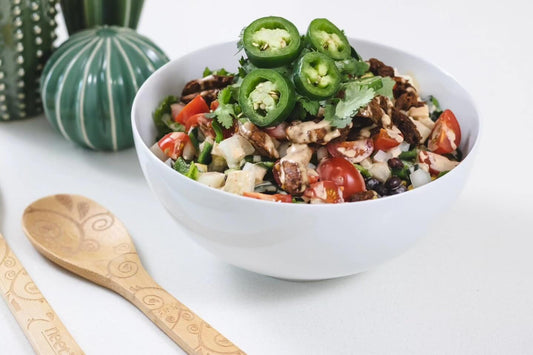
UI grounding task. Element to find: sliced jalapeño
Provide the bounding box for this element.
[293,52,341,100]
[242,16,302,68]
[238,69,296,127]
[306,18,351,60]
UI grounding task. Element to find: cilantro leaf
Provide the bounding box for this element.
[298,96,320,116]
[291,96,320,120]
[326,83,375,128]
[324,102,353,129]
[335,58,370,78]
[375,77,395,99]
[203,67,232,77]
[353,61,370,76]
[202,67,212,77]
[211,87,237,129]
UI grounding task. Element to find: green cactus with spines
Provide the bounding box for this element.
[0,0,58,121]
[59,0,145,35]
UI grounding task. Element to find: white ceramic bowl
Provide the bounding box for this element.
[132,39,480,280]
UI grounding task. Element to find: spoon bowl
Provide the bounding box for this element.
[22,194,244,355]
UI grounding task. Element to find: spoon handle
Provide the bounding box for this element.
[110,258,245,355]
[0,234,85,355]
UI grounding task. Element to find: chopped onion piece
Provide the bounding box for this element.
[373,150,392,163]
[316,146,329,162]
[410,168,431,188]
[182,141,196,160]
[150,142,168,161]
[399,141,410,152]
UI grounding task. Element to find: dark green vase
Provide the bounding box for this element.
[0,0,58,121]
[41,26,168,151]
[59,0,144,35]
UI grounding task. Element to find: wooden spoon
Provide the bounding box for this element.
[0,233,85,354]
[22,194,245,355]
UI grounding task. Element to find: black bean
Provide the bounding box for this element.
[389,184,407,195]
[374,183,388,196]
[365,178,381,190]
[386,176,402,190]
[388,158,404,170]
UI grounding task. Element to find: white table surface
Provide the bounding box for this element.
[2,0,532,354]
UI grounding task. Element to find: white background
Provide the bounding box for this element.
[1,0,533,354]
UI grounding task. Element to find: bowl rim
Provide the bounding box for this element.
[132,37,482,209]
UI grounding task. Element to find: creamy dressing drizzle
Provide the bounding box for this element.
[286,120,340,144]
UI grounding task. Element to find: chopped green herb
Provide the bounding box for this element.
[375,77,395,100]
[153,95,180,137]
[198,142,213,164]
[173,158,199,180]
[211,87,237,129]
[399,149,417,161]
[188,128,199,150]
[202,67,232,77]
[354,164,372,178]
[437,170,449,178]
[391,166,411,181]
[257,161,275,169]
[335,57,370,77]
[427,95,443,121]
[325,82,375,128]
[211,118,224,143]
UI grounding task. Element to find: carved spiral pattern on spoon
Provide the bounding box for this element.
[86,212,115,231]
[107,253,139,278]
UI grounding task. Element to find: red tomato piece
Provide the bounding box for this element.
[304,181,344,204]
[418,150,460,175]
[373,128,401,151]
[327,139,374,163]
[243,192,293,203]
[174,95,209,124]
[184,113,213,133]
[428,109,462,154]
[317,157,366,199]
[157,132,190,160]
[210,100,219,111]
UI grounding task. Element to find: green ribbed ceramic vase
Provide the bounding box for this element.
[0,0,58,121]
[41,26,168,151]
[59,0,144,34]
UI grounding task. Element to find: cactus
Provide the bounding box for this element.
[0,0,58,121]
[41,26,168,151]
[59,0,144,34]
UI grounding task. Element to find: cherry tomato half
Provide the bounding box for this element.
[158,132,190,160]
[304,181,344,203]
[327,139,374,163]
[184,113,214,134]
[174,95,210,124]
[373,128,402,151]
[317,157,366,199]
[428,109,461,154]
[418,150,460,175]
[243,192,293,203]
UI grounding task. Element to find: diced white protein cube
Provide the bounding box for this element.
[242,162,267,184]
[223,170,255,195]
[197,172,226,188]
[217,135,255,168]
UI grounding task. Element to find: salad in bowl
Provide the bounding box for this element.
[132,16,479,279]
[150,17,463,204]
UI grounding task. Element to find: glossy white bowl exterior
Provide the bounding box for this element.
[132,39,480,280]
